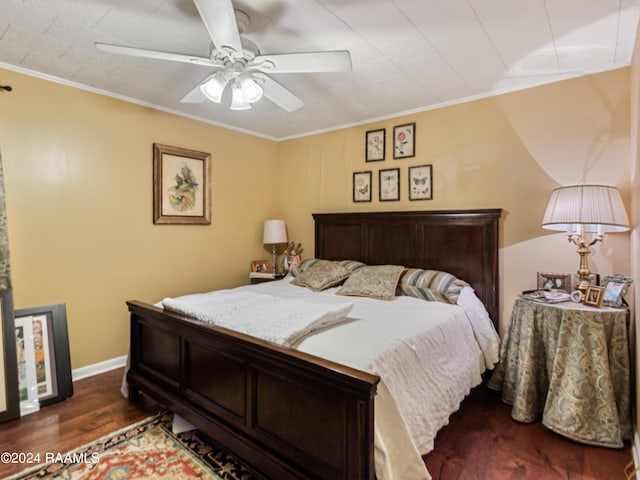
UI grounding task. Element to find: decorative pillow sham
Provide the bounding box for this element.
[398,268,469,304]
[337,265,405,301]
[291,261,351,291]
[290,258,323,277]
[291,258,366,277]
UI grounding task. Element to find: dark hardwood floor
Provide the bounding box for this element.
[423,385,632,479]
[0,368,632,479]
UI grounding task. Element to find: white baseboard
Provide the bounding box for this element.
[71,355,127,382]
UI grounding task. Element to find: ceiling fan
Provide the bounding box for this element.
[95,0,351,112]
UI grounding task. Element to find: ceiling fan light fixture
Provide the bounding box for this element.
[200,72,229,103]
[230,83,251,110]
[239,75,263,103]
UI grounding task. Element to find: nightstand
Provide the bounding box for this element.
[488,295,631,448]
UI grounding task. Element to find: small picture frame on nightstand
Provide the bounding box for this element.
[537,272,571,292]
[602,274,632,307]
[251,260,271,273]
[584,285,605,308]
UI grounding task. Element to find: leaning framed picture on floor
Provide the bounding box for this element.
[15,304,73,407]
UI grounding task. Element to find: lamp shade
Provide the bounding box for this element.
[200,72,229,103]
[541,184,629,233]
[263,219,287,244]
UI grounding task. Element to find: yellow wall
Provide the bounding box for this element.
[0,62,633,380]
[277,68,632,332]
[0,68,278,370]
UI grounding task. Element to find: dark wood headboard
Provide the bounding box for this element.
[313,209,502,329]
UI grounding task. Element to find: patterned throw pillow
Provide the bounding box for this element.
[398,268,469,304]
[290,258,323,277]
[337,265,405,301]
[291,261,351,291]
[291,259,366,277]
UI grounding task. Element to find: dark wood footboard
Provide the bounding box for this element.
[126,300,380,480]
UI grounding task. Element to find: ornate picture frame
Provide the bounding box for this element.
[408,164,433,200]
[153,143,211,225]
[365,128,385,162]
[602,274,632,307]
[353,171,372,203]
[15,304,73,407]
[537,272,571,292]
[379,168,400,201]
[393,123,415,159]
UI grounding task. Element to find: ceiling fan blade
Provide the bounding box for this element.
[254,73,304,112]
[193,0,243,56]
[253,50,352,73]
[95,42,218,67]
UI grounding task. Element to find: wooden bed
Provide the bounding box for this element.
[126,209,501,480]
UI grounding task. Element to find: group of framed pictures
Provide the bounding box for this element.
[536,272,632,308]
[366,123,416,161]
[14,303,73,415]
[360,123,431,202]
[353,165,432,202]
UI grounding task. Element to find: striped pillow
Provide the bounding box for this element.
[398,268,469,304]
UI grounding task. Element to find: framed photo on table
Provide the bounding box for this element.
[537,272,571,292]
[15,304,72,408]
[602,274,632,307]
[584,285,605,308]
[252,260,271,273]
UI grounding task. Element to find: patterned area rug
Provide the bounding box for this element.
[7,412,264,480]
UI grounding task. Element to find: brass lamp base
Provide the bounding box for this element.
[569,231,603,293]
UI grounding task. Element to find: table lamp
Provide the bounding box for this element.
[541,184,629,293]
[263,219,287,274]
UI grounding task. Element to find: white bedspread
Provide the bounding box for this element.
[161,290,353,348]
[241,278,498,480]
[146,277,499,480]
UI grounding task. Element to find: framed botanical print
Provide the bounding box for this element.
[408,164,433,200]
[379,168,400,201]
[153,143,211,225]
[365,128,385,162]
[393,123,415,159]
[353,171,372,202]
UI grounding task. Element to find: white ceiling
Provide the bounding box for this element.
[1,0,639,140]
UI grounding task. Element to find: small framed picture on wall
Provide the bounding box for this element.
[408,164,433,200]
[365,128,385,162]
[393,123,415,159]
[379,168,400,201]
[353,171,372,202]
